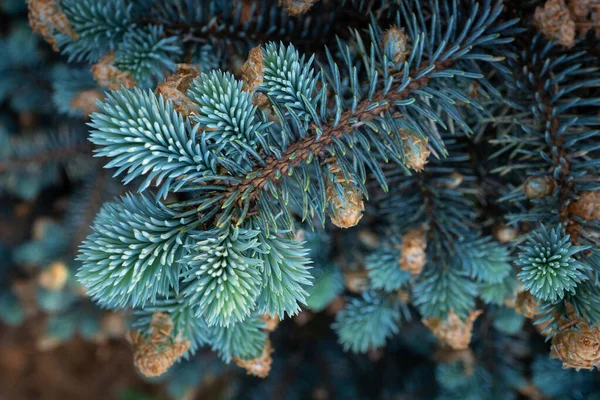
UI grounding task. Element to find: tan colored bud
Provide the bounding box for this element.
[382,27,411,64]
[240,45,269,107]
[32,217,54,241]
[548,302,600,370]
[569,191,600,220]
[422,310,483,350]
[400,130,431,172]
[70,89,103,117]
[241,46,264,92]
[494,224,518,243]
[524,176,556,199]
[278,0,319,16]
[261,314,280,332]
[128,312,191,378]
[101,312,127,337]
[27,0,78,52]
[534,0,576,47]
[513,291,540,319]
[155,64,199,117]
[551,325,600,370]
[358,229,379,249]
[567,0,600,37]
[399,227,427,276]
[326,176,364,229]
[344,270,369,293]
[443,172,464,189]
[91,53,136,90]
[37,261,68,291]
[233,339,273,378]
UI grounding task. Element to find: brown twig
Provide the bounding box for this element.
[221,59,455,207]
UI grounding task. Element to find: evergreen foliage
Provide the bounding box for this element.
[3,0,600,397]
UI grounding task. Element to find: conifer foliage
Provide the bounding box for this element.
[3,0,600,396]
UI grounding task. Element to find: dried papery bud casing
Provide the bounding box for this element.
[27,0,78,51]
[241,46,264,92]
[569,191,600,220]
[399,227,427,276]
[155,64,199,117]
[91,53,136,90]
[278,0,319,16]
[344,270,369,293]
[261,314,280,332]
[422,310,483,350]
[128,312,191,378]
[494,224,518,243]
[551,324,600,370]
[233,339,273,378]
[400,130,431,172]
[510,291,540,319]
[568,0,600,36]
[326,166,364,229]
[70,89,103,117]
[37,261,69,291]
[240,45,269,107]
[382,27,411,64]
[524,176,556,199]
[534,0,576,47]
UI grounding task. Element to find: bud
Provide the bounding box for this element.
[344,270,369,293]
[70,89,103,117]
[534,0,576,47]
[240,45,269,107]
[550,320,600,370]
[261,314,280,332]
[100,312,127,338]
[399,227,427,275]
[569,191,600,220]
[400,130,431,172]
[278,0,319,16]
[27,0,78,51]
[155,64,199,117]
[509,291,540,319]
[326,166,364,229]
[37,261,69,291]
[567,0,600,36]
[128,312,191,378]
[494,224,518,243]
[422,310,483,350]
[439,172,464,189]
[524,176,556,199]
[233,339,273,378]
[91,53,136,90]
[382,27,411,64]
